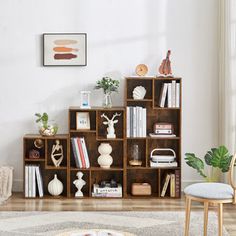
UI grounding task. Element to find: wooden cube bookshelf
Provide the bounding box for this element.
[68,107,126,198]
[125,76,182,198]
[23,134,69,198]
[23,76,181,199]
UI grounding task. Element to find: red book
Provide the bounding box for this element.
[77,138,86,168]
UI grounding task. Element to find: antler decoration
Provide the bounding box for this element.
[101,112,121,139]
[101,113,110,121]
[111,112,121,121]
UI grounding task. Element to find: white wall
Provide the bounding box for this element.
[0,0,219,191]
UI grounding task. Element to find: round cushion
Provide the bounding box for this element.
[184,182,234,199]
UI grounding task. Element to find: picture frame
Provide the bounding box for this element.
[80,91,91,109]
[76,112,90,130]
[43,33,87,66]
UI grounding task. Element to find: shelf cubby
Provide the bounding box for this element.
[70,170,90,198]
[127,169,159,197]
[126,78,153,100]
[46,138,68,168]
[127,139,146,168]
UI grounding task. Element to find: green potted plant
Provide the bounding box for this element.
[35,112,58,136]
[94,77,119,108]
[185,145,232,182]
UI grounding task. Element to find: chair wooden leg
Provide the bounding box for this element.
[204,202,209,236]
[218,203,223,236]
[185,197,191,236]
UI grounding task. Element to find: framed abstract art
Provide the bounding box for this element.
[43,33,87,66]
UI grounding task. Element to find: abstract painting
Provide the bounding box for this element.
[43,33,87,66]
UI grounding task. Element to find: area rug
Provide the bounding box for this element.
[0,211,229,236]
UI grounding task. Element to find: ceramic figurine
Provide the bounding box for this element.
[132,86,146,100]
[48,174,63,196]
[97,143,113,168]
[101,112,121,139]
[73,171,86,197]
[158,50,172,76]
[51,140,63,167]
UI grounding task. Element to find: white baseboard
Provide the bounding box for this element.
[13,179,201,193]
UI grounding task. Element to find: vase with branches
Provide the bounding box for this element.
[94,77,119,108]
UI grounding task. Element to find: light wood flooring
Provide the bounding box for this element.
[1,193,236,235]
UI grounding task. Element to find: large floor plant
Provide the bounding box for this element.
[185,146,232,182]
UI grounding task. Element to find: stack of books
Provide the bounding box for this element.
[158,81,180,108]
[25,165,43,197]
[71,137,90,168]
[149,123,176,138]
[126,106,147,137]
[161,170,180,197]
[92,184,122,198]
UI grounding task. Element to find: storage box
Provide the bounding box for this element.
[131,183,151,196]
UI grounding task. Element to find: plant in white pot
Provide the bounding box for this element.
[185,145,232,182]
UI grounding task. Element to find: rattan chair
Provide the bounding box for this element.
[184,153,236,236]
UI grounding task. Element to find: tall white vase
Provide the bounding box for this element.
[97,143,113,168]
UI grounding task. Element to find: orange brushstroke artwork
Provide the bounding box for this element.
[53,47,78,52]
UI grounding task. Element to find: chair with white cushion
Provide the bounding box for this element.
[184,153,236,236]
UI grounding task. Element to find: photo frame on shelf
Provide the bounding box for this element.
[80,91,91,109]
[43,33,87,66]
[76,112,90,130]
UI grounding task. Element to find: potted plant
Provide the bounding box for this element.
[94,77,119,108]
[185,145,232,182]
[35,112,58,136]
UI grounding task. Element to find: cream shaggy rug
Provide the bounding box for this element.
[0,211,229,236]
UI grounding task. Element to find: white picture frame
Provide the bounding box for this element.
[80,91,91,109]
[43,33,87,66]
[76,112,90,130]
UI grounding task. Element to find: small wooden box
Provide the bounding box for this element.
[131,183,151,196]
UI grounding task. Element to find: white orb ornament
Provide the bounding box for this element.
[132,86,146,100]
[48,174,63,196]
[97,143,113,169]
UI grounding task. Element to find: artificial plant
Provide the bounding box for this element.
[35,113,49,129]
[94,77,119,94]
[185,145,232,182]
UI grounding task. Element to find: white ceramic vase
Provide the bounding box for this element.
[48,174,63,196]
[97,143,113,168]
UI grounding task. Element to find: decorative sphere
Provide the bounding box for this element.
[98,143,112,155]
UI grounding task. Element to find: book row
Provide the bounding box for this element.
[71,137,90,168]
[158,81,180,108]
[25,165,43,198]
[161,170,180,197]
[126,106,147,138]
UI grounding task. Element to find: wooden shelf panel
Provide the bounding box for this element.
[127,137,180,140]
[24,158,45,162]
[127,166,180,170]
[70,129,96,133]
[45,166,67,170]
[70,167,123,171]
[126,99,153,102]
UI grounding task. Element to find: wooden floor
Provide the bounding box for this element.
[1,193,236,235]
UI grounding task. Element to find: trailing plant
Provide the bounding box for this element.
[185,145,232,182]
[94,77,119,94]
[35,112,49,129]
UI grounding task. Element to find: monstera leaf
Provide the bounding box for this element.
[185,153,207,178]
[204,146,232,172]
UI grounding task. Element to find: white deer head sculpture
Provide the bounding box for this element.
[101,112,121,138]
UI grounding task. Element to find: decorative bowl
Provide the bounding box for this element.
[38,121,58,136]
